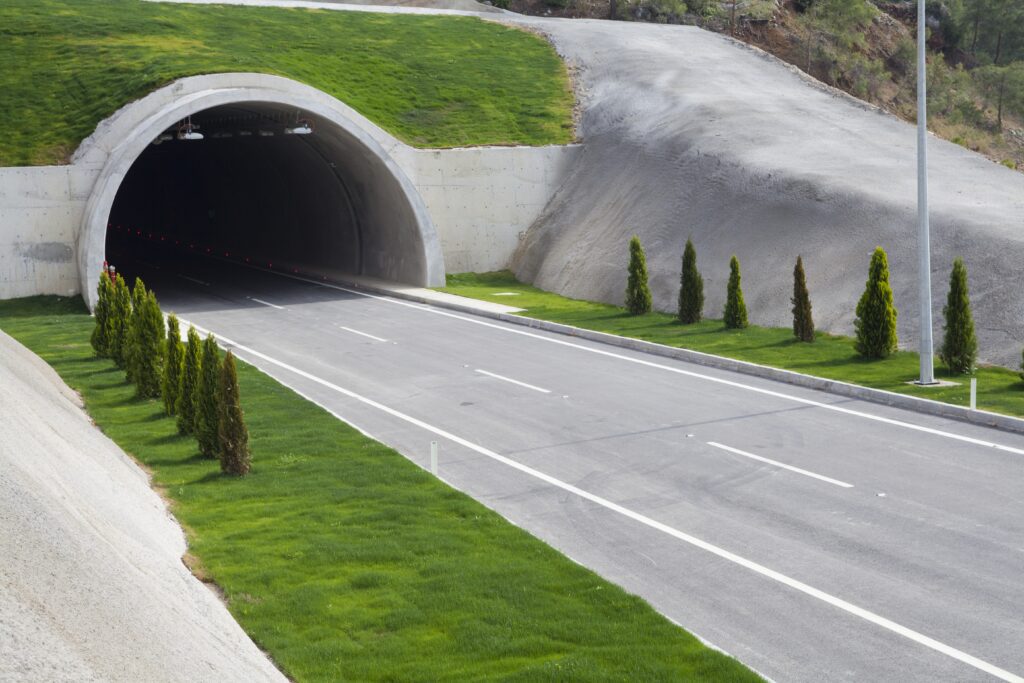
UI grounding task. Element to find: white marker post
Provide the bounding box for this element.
[970,378,977,411]
[430,440,438,475]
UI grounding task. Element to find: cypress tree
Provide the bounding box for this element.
[125,278,147,383]
[854,247,898,359]
[677,238,704,324]
[196,334,222,458]
[723,255,748,329]
[109,275,132,369]
[940,258,977,375]
[90,271,114,357]
[791,255,815,342]
[131,291,165,398]
[625,235,652,315]
[162,314,185,415]
[177,327,202,435]
[217,351,251,476]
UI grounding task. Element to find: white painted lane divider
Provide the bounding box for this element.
[248,296,284,310]
[177,317,1023,683]
[475,368,551,394]
[707,441,854,489]
[177,274,210,286]
[340,326,388,343]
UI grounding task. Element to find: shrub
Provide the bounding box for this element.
[161,314,184,415]
[791,255,815,342]
[90,271,114,357]
[109,275,132,369]
[125,278,147,383]
[854,247,898,359]
[723,255,748,329]
[625,235,653,315]
[940,258,977,374]
[677,238,704,324]
[196,334,223,458]
[218,351,251,476]
[176,326,202,435]
[131,291,165,398]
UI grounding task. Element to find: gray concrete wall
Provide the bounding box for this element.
[0,74,577,306]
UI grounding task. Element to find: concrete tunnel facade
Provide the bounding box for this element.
[77,74,446,309]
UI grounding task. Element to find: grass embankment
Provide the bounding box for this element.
[0,295,761,683]
[441,271,1024,419]
[0,0,574,166]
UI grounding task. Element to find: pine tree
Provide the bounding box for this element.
[109,275,132,369]
[217,351,251,476]
[791,255,815,342]
[177,327,202,435]
[723,255,749,329]
[625,235,652,315]
[854,247,898,359]
[677,238,704,324]
[940,258,978,374]
[125,278,147,383]
[196,334,222,458]
[162,314,185,415]
[128,291,164,398]
[90,271,115,357]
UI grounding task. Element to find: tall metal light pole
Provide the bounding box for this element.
[916,0,936,385]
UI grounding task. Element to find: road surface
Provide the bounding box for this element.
[126,253,1024,682]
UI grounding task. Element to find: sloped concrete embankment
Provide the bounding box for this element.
[0,329,284,683]
[514,19,1024,367]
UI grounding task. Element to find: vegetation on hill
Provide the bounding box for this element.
[0,0,574,166]
[508,0,1024,171]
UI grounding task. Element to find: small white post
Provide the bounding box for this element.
[970,378,977,411]
[430,440,438,475]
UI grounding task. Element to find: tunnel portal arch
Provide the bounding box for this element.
[78,74,444,308]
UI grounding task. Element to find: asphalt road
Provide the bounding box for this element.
[127,253,1024,682]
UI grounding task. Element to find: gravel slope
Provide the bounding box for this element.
[0,329,285,683]
[513,20,1024,367]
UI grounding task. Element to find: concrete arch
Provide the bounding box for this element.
[77,73,444,308]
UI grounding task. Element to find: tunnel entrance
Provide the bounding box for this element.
[80,75,444,309]
[107,104,368,279]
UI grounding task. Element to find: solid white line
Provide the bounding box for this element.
[177,274,210,286]
[248,296,284,310]
[175,318,1023,682]
[340,326,388,343]
[475,368,551,394]
[707,441,854,489]
[257,270,1024,458]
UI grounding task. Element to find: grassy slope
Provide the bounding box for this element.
[0,295,761,683]
[441,271,1024,419]
[0,0,574,166]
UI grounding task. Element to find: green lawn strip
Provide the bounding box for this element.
[440,271,1024,419]
[0,0,574,166]
[0,295,761,683]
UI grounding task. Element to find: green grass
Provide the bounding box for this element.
[0,295,762,683]
[441,271,1024,419]
[0,0,574,166]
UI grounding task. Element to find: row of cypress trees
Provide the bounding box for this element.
[90,272,251,474]
[625,237,979,375]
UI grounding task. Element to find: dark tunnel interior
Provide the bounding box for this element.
[105,102,429,291]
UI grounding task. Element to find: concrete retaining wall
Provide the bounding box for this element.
[0,74,577,304]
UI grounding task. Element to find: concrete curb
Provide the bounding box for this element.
[340,279,1024,437]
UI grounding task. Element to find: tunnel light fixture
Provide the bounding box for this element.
[210,131,233,139]
[284,122,313,136]
[177,116,203,141]
[238,130,253,137]
[258,130,274,137]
